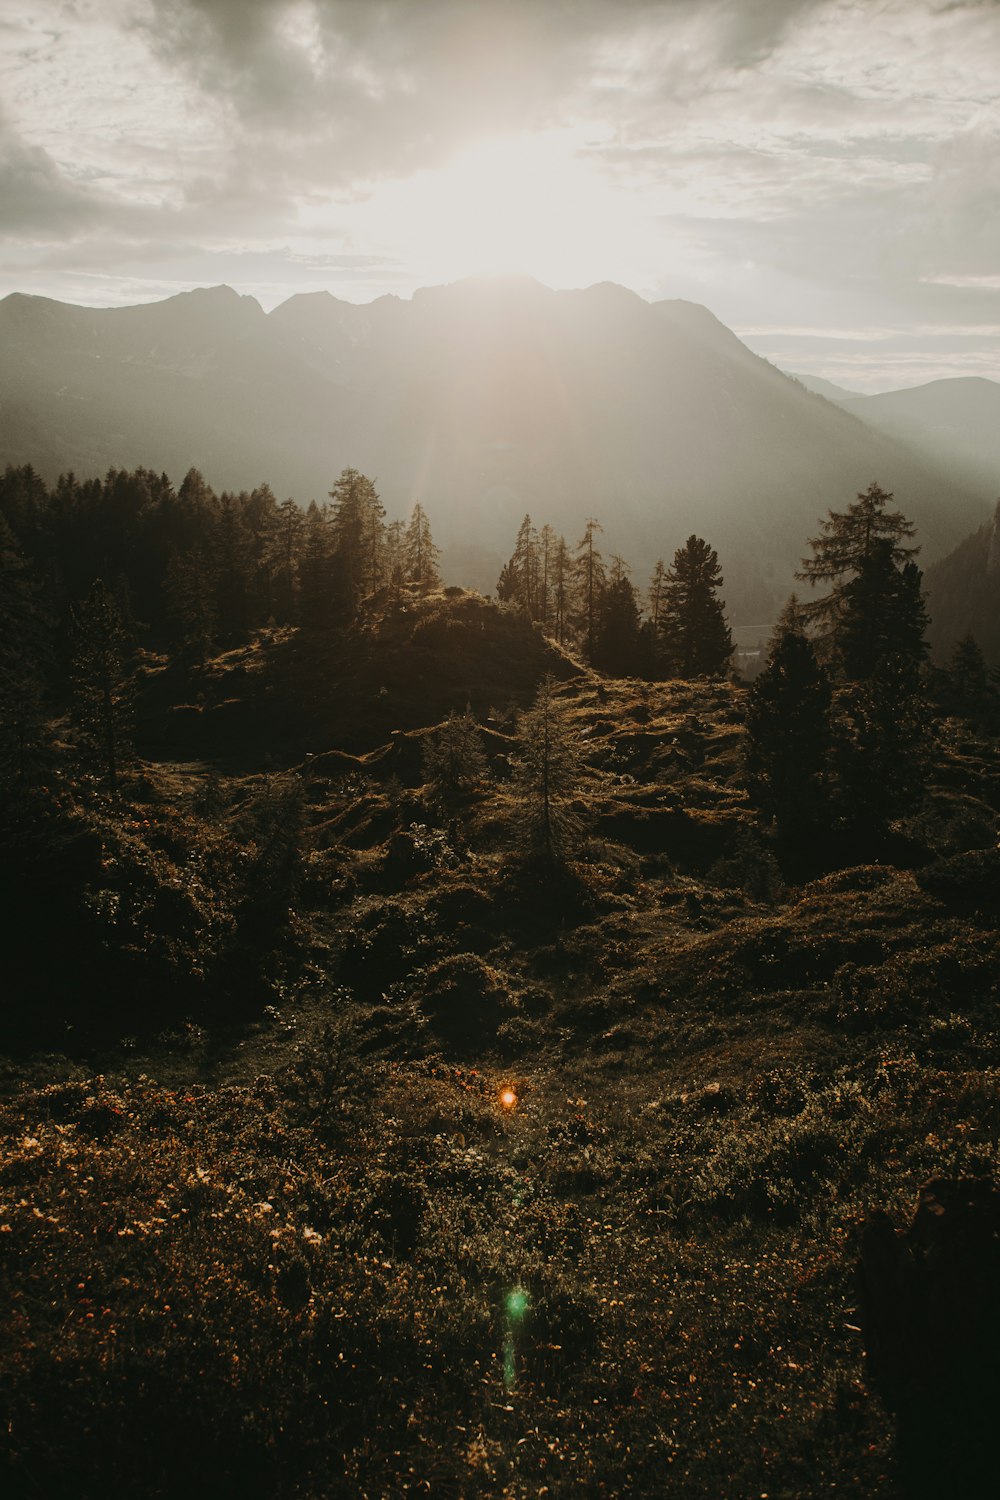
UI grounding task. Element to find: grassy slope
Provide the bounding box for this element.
[2,590,999,1499]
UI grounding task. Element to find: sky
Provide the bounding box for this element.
[0,0,998,392]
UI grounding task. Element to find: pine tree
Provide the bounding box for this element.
[404,503,441,590]
[647,560,667,631]
[383,518,406,614]
[797,481,919,630]
[550,535,572,645]
[538,525,558,630]
[510,674,586,864]
[0,516,50,781]
[165,546,217,666]
[213,492,252,642]
[299,502,336,630]
[70,578,135,791]
[593,574,642,677]
[831,657,929,834]
[836,540,929,681]
[573,519,605,662]
[943,634,997,726]
[744,622,832,839]
[329,469,384,618]
[270,497,303,623]
[659,535,733,677]
[497,516,541,616]
[422,710,488,814]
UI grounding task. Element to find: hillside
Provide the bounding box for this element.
[0,279,992,621]
[837,377,1000,497]
[925,498,1000,662]
[2,585,1000,1498]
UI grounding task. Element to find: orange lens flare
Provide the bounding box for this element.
[499,1087,517,1111]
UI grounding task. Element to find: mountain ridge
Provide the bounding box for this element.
[0,278,992,618]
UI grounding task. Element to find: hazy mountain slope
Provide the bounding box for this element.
[783,371,860,400]
[0,278,992,620]
[839,377,1000,496]
[924,498,1000,663]
[0,286,367,500]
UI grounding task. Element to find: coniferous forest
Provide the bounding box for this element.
[2,458,1000,1500]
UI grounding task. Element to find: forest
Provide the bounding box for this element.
[1,459,999,1500]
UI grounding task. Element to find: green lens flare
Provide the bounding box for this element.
[506,1287,529,1321]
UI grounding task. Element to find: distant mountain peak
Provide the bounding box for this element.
[164,284,264,316]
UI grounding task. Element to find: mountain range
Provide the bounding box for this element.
[0,277,994,624]
[791,370,1000,500]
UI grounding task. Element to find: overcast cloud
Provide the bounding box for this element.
[0,0,997,388]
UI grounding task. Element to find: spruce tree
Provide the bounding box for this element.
[550,535,572,644]
[270,497,303,623]
[0,516,50,782]
[299,502,336,630]
[594,574,642,678]
[797,481,919,630]
[944,634,996,726]
[831,657,929,834]
[573,519,605,662]
[538,525,557,630]
[422,710,488,814]
[165,546,218,667]
[404,503,441,590]
[511,674,586,864]
[659,535,733,677]
[70,578,135,791]
[744,620,832,839]
[836,539,929,681]
[329,468,383,618]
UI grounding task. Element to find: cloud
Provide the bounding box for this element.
[134,0,836,181]
[0,114,104,235]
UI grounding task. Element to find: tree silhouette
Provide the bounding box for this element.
[798,481,919,630]
[422,710,488,815]
[573,519,605,663]
[0,516,50,782]
[511,674,586,864]
[70,579,134,791]
[404,503,441,590]
[836,540,929,681]
[659,535,733,677]
[594,573,642,677]
[745,619,832,840]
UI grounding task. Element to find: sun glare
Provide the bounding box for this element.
[359,131,651,289]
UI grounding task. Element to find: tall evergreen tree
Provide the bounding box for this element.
[550,535,572,645]
[797,481,919,630]
[165,547,217,666]
[213,492,252,642]
[70,579,135,791]
[647,560,667,631]
[511,674,586,864]
[573,519,605,662]
[744,620,832,839]
[299,502,336,630]
[329,469,384,617]
[593,574,642,678]
[831,658,930,834]
[269,498,303,623]
[659,535,733,677]
[0,516,50,781]
[942,634,997,727]
[404,503,441,590]
[538,524,558,630]
[836,540,929,681]
[422,709,488,814]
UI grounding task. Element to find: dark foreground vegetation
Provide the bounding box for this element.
[1,463,999,1499]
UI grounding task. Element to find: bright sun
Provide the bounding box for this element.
[358,130,652,289]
